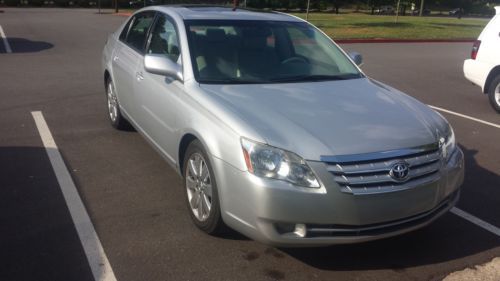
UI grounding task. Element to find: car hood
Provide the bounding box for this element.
[200,78,448,161]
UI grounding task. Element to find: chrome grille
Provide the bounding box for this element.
[322,146,442,195]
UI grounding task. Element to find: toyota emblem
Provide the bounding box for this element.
[390,162,410,181]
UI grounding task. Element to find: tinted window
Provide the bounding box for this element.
[147,15,181,62]
[119,18,133,41]
[185,20,362,84]
[125,12,155,52]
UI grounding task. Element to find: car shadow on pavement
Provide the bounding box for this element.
[0,146,94,281]
[455,145,500,232]
[5,38,53,53]
[281,145,500,271]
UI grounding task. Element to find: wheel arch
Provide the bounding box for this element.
[104,69,111,89]
[178,133,199,175]
[484,65,500,94]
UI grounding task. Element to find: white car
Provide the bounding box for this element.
[463,6,500,113]
[376,5,394,14]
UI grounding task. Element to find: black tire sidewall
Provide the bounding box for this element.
[106,78,129,129]
[488,75,500,113]
[183,140,223,234]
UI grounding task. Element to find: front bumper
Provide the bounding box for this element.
[213,148,464,247]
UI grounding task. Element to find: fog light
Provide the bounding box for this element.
[294,223,307,238]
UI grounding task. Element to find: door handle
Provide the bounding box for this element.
[136,71,144,81]
[113,55,119,62]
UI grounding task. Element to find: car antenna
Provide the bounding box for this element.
[233,0,239,11]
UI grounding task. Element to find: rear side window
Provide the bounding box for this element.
[124,12,156,53]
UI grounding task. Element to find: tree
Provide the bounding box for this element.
[330,0,347,14]
[367,0,395,14]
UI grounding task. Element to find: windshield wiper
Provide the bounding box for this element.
[269,73,363,83]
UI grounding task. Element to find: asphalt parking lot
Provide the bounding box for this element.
[1,8,499,281]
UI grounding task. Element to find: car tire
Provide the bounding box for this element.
[183,140,225,234]
[106,78,131,130]
[488,75,500,113]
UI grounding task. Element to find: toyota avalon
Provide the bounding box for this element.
[102,5,464,246]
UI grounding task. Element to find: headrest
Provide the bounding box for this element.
[242,27,272,38]
[205,28,226,42]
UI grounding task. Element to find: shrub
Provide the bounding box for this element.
[5,0,19,6]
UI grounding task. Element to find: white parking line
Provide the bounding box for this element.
[0,24,12,53]
[31,111,117,281]
[451,207,500,237]
[430,105,500,129]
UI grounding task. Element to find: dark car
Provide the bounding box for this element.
[412,8,431,16]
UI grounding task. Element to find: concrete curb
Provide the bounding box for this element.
[115,12,132,16]
[443,257,500,281]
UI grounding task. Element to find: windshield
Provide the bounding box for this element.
[185,20,363,84]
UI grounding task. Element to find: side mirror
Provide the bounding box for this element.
[348,51,363,66]
[144,54,183,82]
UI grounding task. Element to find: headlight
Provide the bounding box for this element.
[440,126,456,161]
[241,138,320,188]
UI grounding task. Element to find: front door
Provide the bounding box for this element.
[134,13,183,164]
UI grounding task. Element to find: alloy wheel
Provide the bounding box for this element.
[107,82,118,122]
[495,83,500,107]
[185,153,212,222]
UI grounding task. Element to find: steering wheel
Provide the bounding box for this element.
[281,56,309,65]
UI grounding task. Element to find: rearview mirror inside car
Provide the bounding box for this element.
[348,51,363,66]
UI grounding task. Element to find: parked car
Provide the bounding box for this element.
[376,5,394,14]
[463,6,500,113]
[449,8,460,16]
[412,8,431,16]
[102,5,464,246]
[129,0,156,8]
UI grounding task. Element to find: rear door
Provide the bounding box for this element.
[112,11,156,119]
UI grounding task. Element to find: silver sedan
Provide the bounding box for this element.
[102,5,464,246]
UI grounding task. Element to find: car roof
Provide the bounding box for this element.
[153,5,302,22]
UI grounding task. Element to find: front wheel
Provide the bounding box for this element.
[488,75,500,113]
[183,140,225,234]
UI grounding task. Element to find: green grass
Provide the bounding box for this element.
[292,13,489,39]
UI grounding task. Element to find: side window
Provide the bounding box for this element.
[119,17,133,42]
[125,12,155,53]
[147,15,181,63]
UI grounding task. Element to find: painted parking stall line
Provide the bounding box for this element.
[451,207,500,237]
[0,24,12,53]
[31,111,117,281]
[428,106,500,236]
[430,105,500,129]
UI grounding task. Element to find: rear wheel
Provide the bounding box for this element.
[488,75,500,113]
[106,78,131,129]
[183,140,224,234]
